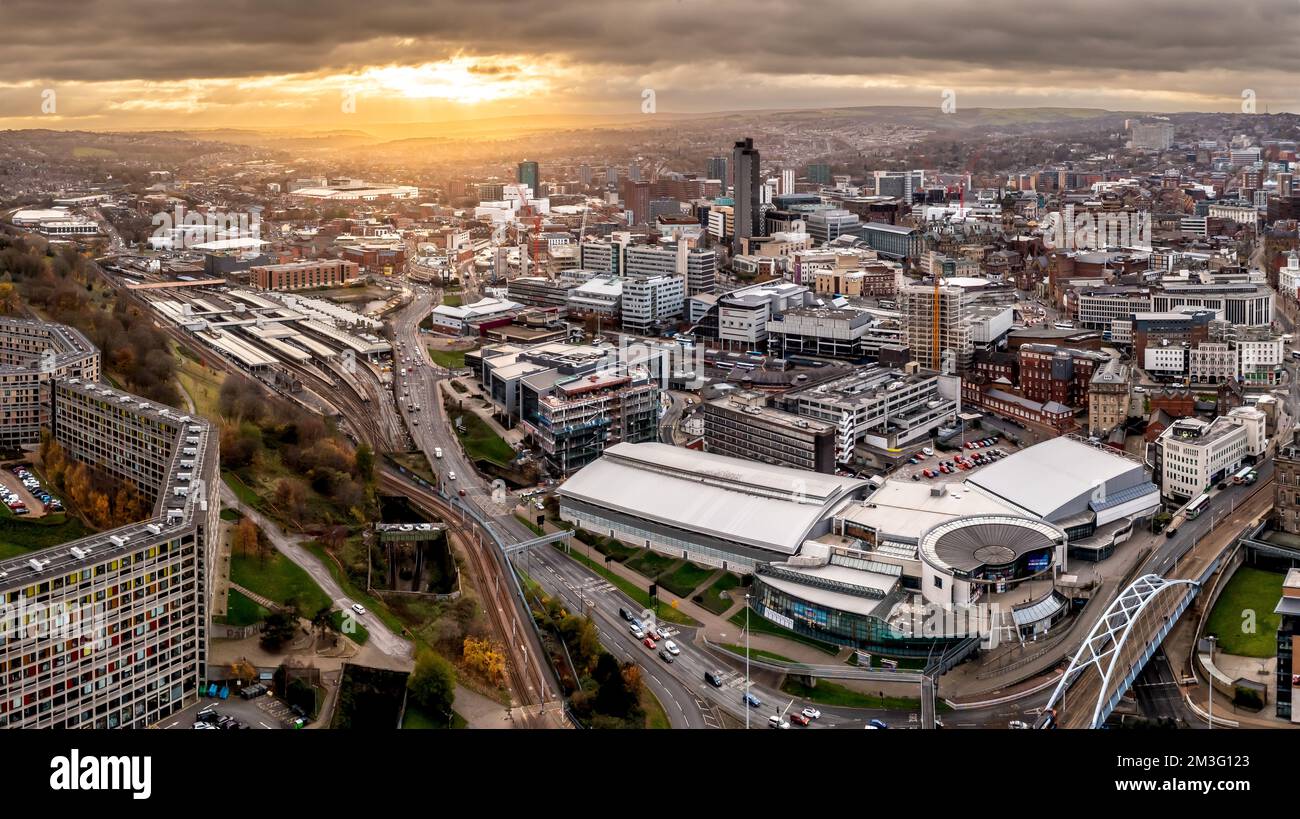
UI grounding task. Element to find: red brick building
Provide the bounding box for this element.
[1018,344,1109,409]
[250,258,357,291]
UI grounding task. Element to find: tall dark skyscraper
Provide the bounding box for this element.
[707,155,728,189]
[517,160,540,194]
[731,138,761,253]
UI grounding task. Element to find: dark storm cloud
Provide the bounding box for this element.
[2,0,1298,85]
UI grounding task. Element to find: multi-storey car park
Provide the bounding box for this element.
[0,321,218,729]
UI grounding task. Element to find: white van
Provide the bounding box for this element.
[434,447,443,459]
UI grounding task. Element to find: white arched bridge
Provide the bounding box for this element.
[1046,574,1199,729]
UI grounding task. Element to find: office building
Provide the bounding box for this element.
[732,138,762,253]
[1275,569,1300,721]
[250,259,357,291]
[779,366,957,459]
[807,163,832,185]
[706,156,728,189]
[1088,358,1131,435]
[703,390,837,473]
[622,275,685,334]
[1154,416,1250,499]
[900,281,971,374]
[517,160,540,194]
[1130,121,1174,151]
[521,366,659,477]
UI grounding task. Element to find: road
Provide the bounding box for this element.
[219,484,413,661]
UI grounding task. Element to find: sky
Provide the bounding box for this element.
[1,0,1298,133]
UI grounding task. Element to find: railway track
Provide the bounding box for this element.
[379,469,553,723]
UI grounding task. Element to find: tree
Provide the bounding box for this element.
[408,650,456,720]
[260,611,298,652]
[354,443,374,485]
[232,517,259,558]
[228,659,257,684]
[462,636,506,684]
[311,604,334,644]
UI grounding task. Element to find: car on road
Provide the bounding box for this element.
[768,715,790,729]
[642,637,656,649]
[629,623,646,639]
[434,447,443,458]
[743,692,762,708]
[1008,719,1031,729]
[619,607,635,621]
[351,603,366,616]
[867,718,889,729]
[789,712,811,726]
[922,447,934,456]
[705,671,725,687]
[658,649,674,663]
[664,640,680,655]
[801,707,821,720]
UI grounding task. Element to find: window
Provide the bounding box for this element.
[933,576,943,589]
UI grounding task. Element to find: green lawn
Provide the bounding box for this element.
[1205,567,1286,657]
[444,397,515,465]
[572,528,636,562]
[222,471,262,509]
[781,678,949,712]
[220,508,243,522]
[561,546,698,627]
[441,294,463,308]
[402,704,467,729]
[641,687,671,729]
[230,552,332,619]
[331,609,370,645]
[719,644,797,664]
[0,512,90,560]
[221,589,270,627]
[625,550,677,580]
[658,561,716,599]
[514,514,544,536]
[428,348,466,369]
[698,572,742,615]
[728,608,840,656]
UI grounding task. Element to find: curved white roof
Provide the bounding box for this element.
[558,442,868,556]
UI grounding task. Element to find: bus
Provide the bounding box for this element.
[1185,492,1210,520]
[1232,466,1256,485]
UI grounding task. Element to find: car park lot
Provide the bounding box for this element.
[0,465,61,518]
[892,435,1018,483]
[159,694,291,729]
